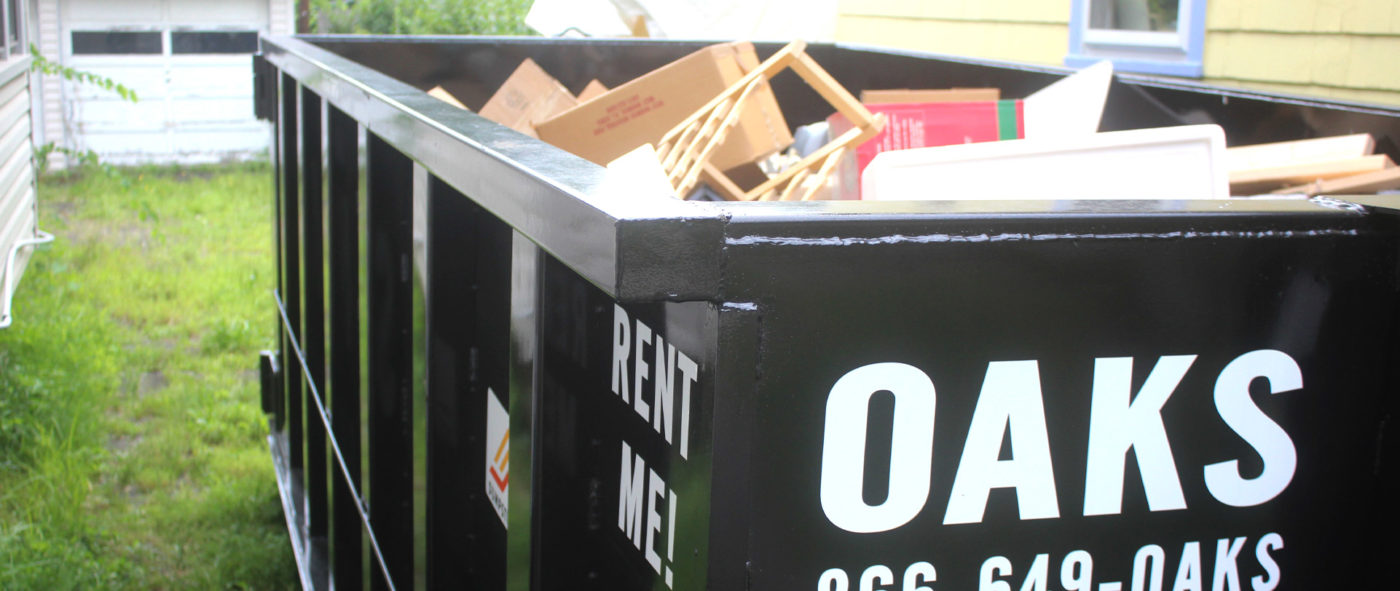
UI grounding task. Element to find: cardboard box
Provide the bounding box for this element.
[577,79,609,103]
[830,100,1025,176]
[860,88,1000,104]
[535,42,793,170]
[479,58,578,138]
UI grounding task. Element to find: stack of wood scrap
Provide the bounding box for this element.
[1227,134,1400,196]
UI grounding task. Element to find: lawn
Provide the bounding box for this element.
[0,163,296,589]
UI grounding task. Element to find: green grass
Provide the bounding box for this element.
[0,163,296,589]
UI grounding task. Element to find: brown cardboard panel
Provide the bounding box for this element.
[578,80,609,103]
[535,42,792,169]
[479,58,577,138]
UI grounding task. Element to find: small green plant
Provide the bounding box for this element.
[28,44,138,103]
[28,44,139,176]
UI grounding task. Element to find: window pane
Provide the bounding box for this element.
[6,0,19,47]
[71,31,162,55]
[171,31,258,54]
[1089,0,1179,32]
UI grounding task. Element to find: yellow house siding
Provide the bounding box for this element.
[1204,32,1400,106]
[1203,0,1399,105]
[1210,0,1398,34]
[836,0,1069,67]
[837,15,1068,66]
[839,0,1069,25]
[837,0,1400,107]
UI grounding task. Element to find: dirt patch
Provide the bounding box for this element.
[138,370,169,396]
[62,219,154,249]
[107,434,141,454]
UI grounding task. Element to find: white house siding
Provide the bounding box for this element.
[0,56,39,325]
[35,0,61,159]
[38,0,282,165]
[268,0,293,36]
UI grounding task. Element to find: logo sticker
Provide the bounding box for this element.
[485,389,509,528]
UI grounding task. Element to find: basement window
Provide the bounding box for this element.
[1066,0,1206,77]
[71,31,163,55]
[171,31,259,55]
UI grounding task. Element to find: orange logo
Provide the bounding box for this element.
[489,428,509,492]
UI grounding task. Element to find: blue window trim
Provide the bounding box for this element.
[1066,0,1207,78]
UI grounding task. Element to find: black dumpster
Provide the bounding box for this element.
[253,34,1400,591]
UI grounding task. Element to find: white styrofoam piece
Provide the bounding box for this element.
[861,124,1230,201]
[1024,60,1114,140]
[605,143,680,199]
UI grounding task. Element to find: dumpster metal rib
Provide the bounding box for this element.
[274,289,399,591]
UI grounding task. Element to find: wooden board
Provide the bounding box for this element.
[1226,134,1374,172]
[1230,154,1394,194]
[1271,166,1400,196]
[652,41,883,202]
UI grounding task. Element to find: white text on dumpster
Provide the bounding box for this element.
[819,350,1302,534]
[611,304,701,588]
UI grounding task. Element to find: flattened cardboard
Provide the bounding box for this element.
[535,42,792,170]
[479,58,577,138]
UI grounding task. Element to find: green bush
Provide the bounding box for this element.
[312,0,535,35]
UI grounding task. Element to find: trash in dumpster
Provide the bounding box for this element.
[1271,166,1400,196]
[1225,133,1396,195]
[428,85,468,109]
[630,40,883,202]
[829,98,1026,181]
[478,58,579,138]
[829,60,1113,196]
[534,41,793,171]
[450,41,1400,203]
[578,79,609,102]
[861,124,1229,201]
[860,87,1001,104]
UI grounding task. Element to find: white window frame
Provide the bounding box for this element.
[1,0,25,61]
[1066,0,1207,77]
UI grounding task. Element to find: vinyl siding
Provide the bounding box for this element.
[0,57,38,315]
[835,0,1400,107]
[836,0,1069,65]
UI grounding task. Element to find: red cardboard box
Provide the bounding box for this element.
[830,100,1025,176]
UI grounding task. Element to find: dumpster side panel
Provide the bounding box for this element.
[424,176,514,590]
[529,254,716,591]
[722,209,1399,589]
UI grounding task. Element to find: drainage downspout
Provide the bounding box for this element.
[0,229,55,329]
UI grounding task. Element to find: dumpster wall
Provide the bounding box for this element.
[308,36,1400,162]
